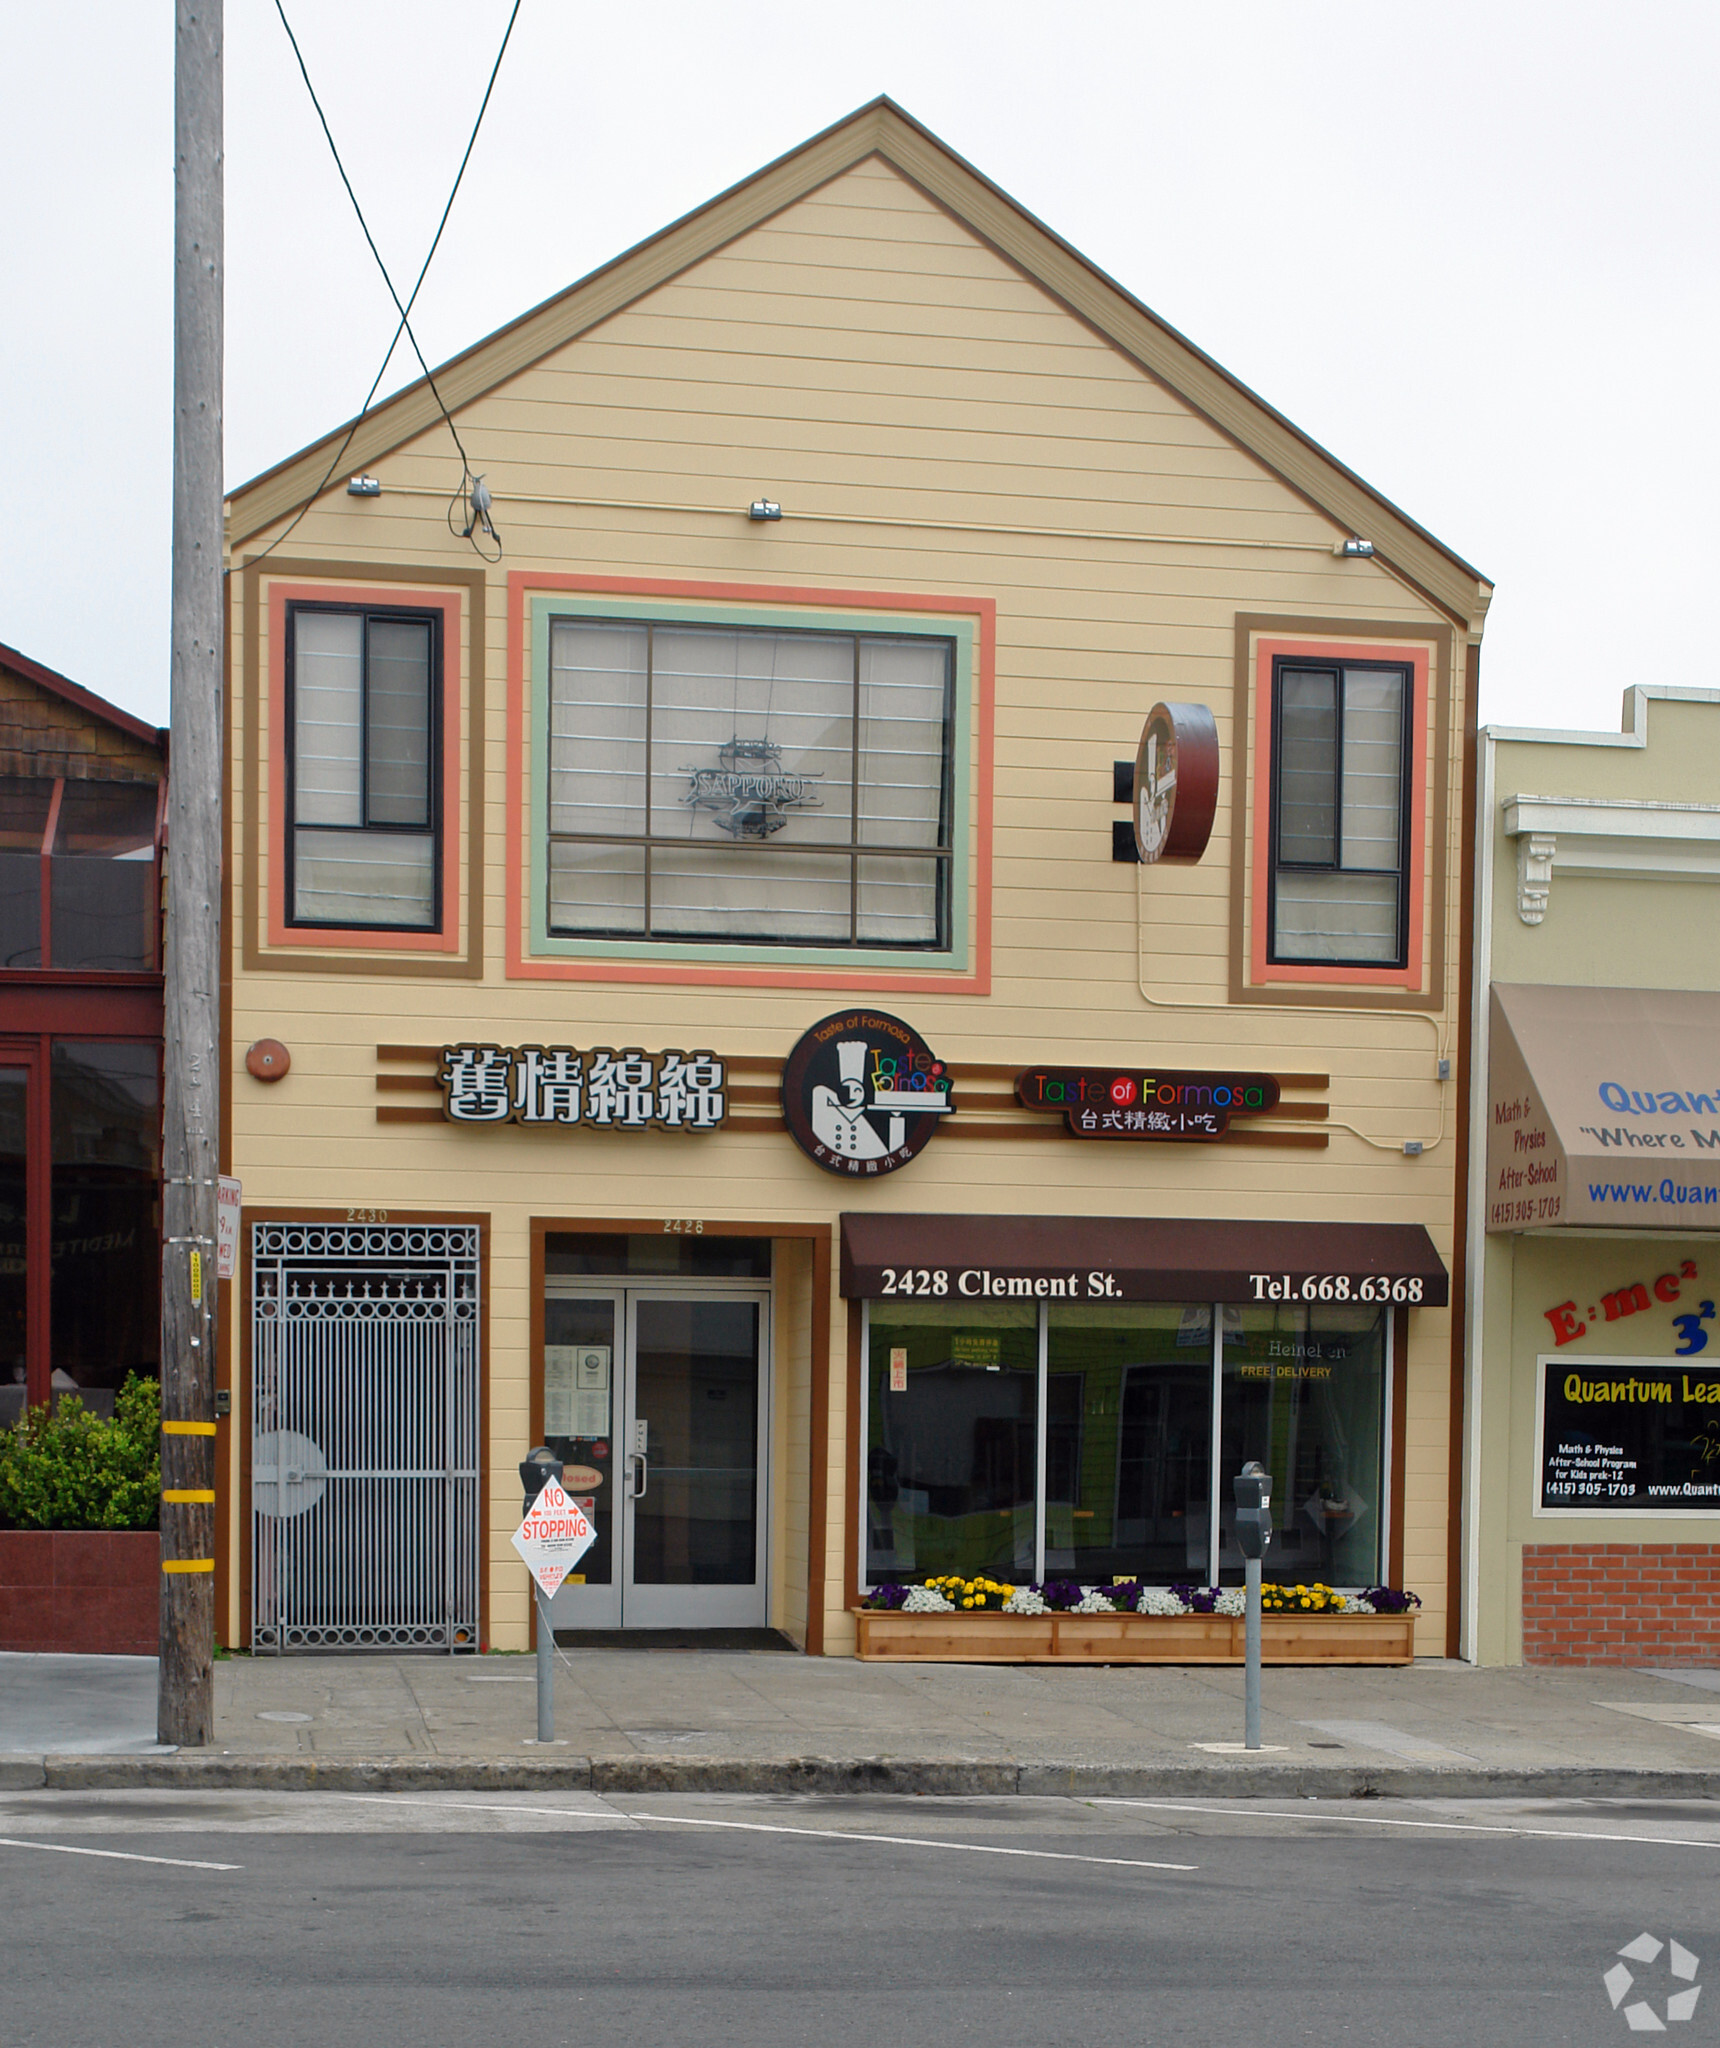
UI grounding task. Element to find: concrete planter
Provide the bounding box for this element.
[852,1606,1415,1665]
[0,1530,159,1654]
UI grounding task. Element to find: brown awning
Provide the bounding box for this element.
[1488,984,1720,1230]
[840,1214,1449,1307]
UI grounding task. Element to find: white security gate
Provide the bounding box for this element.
[251,1222,480,1652]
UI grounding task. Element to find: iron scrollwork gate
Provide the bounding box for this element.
[251,1222,480,1652]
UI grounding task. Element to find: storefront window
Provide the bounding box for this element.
[860,1297,1391,1590]
[1220,1304,1387,1585]
[1045,1303,1213,1584]
[50,1042,161,1408]
[866,1302,1038,1584]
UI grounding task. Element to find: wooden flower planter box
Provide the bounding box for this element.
[0,1530,160,1654]
[852,1607,1415,1666]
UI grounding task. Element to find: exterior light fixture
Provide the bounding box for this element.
[346,475,381,497]
[1338,536,1375,558]
[748,499,782,521]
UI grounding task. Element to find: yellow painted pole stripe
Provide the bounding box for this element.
[161,1421,218,1437]
[161,1558,215,1574]
[162,1489,216,1504]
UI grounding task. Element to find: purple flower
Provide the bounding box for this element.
[1360,1586,1421,1614]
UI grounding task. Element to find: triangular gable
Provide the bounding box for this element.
[226,97,1490,629]
[0,641,164,781]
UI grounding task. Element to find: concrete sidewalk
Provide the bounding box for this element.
[6,1648,1720,1797]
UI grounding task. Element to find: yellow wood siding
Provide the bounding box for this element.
[224,158,1471,1655]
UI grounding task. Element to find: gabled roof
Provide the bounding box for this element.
[226,97,1491,628]
[0,640,164,750]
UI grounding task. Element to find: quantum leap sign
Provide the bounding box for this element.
[1538,1356,1720,1514]
[1016,1067,1279,1141]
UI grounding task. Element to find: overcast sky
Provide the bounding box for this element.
[3,2,1715,732]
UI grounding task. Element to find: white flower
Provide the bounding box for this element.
[1135,1587,1188,1616]
[1004,1588,1049,1615]
[1214,1587,1246,1617]
[902,1586,955,1613]
[1342,1595,1375,1614]
[1071,1588,1116,1613]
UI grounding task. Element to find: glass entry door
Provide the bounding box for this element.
[543,1286,769,1631]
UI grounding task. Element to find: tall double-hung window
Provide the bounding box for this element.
[545,618,953,948]
[286,605,439,929]
[1269,657,1412,967]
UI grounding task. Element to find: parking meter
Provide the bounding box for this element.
[519,1447,563,1744]
[1233,1461,1272,1559]
[520,1445,563,1510]
[1233,1460,1271,1750]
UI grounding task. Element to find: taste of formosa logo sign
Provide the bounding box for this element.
[438,1044,727,1130]
[781,1009,953,1178]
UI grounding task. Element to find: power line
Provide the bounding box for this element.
[249,1,520,567]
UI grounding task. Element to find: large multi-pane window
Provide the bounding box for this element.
[1269,658,1412,967]
[864,1299,1390,1589]
[286,605,439,930]
[546,617,953,948]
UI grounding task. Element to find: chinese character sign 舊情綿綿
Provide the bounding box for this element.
[439,1046,727,1130]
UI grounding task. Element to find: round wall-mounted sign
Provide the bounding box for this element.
[1133,701,1219,864]
[246,1038,292,1082]
[782,1010,954,1177]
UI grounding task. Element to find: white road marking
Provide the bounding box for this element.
[1103,1798,1720,1849]
[333,1793,631,1822]
[0,1836,240,1870]
[619,1810,1195,1870]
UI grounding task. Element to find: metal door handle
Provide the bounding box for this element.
[632,1452,648,1500]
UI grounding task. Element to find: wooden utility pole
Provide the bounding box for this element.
[159,0,223,1748]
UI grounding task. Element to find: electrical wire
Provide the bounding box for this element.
[248,0,520,568]
[1134,864,1450,1152]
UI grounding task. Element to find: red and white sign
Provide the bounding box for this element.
[216,1177,242,1281]
[511,1477,596,1597]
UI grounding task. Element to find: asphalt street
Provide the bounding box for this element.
[2,1788,1715,2045]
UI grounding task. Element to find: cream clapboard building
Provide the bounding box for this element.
[216,102,1491,1659]
[1468,688,1720,1665]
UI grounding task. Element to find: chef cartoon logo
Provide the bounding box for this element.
[782,1010,954,1178]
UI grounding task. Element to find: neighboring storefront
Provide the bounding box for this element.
[0,642,165,1428]
[218,102,1489,1657]
[1466,689,1720,1663]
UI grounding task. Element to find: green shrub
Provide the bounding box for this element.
[0,1374,161,1531]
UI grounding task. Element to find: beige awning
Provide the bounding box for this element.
[1487,984,1720,1230]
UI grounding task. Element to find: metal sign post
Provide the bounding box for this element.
[1233,1461,1272,1751]
[514,1449,595,1744]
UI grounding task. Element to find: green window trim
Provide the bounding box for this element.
[526,592,974,972]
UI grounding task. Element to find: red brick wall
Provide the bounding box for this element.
[1522,1544,1720,1665]
[0,1531,159,1654]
